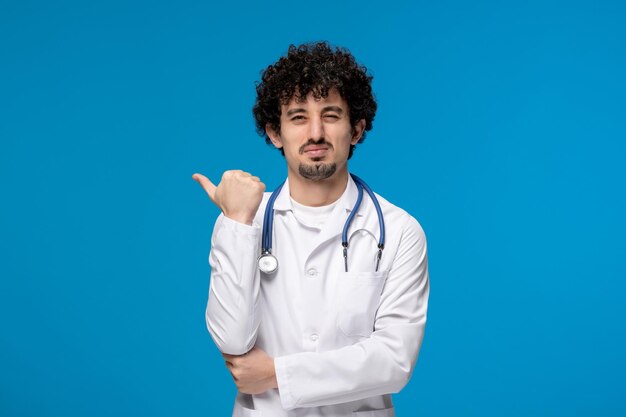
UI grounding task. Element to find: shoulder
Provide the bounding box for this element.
[372,191,427,242]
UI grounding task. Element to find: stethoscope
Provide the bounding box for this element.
[257,173,385,274]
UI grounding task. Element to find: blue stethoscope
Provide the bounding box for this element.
[257,173,385,274]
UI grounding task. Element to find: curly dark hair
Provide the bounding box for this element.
[252,41,377,159]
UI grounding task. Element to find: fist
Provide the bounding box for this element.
[222,346,278,395]
[192,170,266,225]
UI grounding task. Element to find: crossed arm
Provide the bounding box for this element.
[206,212,429,409]
[222,346,278,394]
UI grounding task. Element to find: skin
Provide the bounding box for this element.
[192,87,366,395]
[222,346,278,394]
[191,170,265,225]
[266,88,366,207]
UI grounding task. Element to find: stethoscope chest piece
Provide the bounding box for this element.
[258,252,278,274]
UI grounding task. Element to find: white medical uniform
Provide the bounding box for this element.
[206,173,430,417]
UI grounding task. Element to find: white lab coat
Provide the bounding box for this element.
[206,174,430,417]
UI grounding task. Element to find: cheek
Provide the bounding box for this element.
[283,144,303,162]
[280,129,305,150]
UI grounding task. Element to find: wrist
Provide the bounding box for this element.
[270,358,278,389]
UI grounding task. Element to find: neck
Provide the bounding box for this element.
[288,166,349,207]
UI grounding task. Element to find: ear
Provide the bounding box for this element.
[265,123,283,149]
[350,119,366,145]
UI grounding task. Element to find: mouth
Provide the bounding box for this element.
[303,145,329,158]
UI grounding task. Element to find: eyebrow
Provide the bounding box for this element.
[286,108,306,116]
[322,106,344,114]
[286,106,345,117]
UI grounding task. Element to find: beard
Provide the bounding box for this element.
[298,138,337,180]
[298,162,337,181]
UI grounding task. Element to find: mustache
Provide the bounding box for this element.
[299,139,333,154]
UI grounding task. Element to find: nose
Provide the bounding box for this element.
[308,115,325,141]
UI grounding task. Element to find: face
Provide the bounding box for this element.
[266,88,365,181]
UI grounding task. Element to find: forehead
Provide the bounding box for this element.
[281,88,347,112]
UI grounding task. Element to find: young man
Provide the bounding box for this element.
[192,41,430,417]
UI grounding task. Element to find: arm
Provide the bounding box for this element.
[205,213,262,355]
[274,215,430,409]
[192,170,266,355]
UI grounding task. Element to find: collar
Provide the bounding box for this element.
[269,172,381,244]
[272,173,364,217]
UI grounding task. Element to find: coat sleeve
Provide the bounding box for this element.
[273,215,430,409]
[205,213,262,355]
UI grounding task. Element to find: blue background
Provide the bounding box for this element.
[1,0,625,415]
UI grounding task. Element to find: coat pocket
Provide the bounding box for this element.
[336,270,388,338]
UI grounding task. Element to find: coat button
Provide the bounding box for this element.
[306,268,318,277]
[310,333,319,341]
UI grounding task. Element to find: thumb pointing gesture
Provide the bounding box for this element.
[192,173,217,203]
[192,170,266,225]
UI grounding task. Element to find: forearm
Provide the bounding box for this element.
[206,214,262,355]
[274,322,426,409]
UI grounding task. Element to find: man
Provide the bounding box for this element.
[192,41,430,417]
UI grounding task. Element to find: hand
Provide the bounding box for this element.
[222,346,278,395]
[192,170,266,225]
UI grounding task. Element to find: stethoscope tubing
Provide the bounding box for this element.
[347,174,385,250]
[262,181,285,253]
[260,174,385,272]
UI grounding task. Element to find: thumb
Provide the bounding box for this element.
[192,173,217,202]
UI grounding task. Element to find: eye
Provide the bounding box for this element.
[324,114,339,119]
